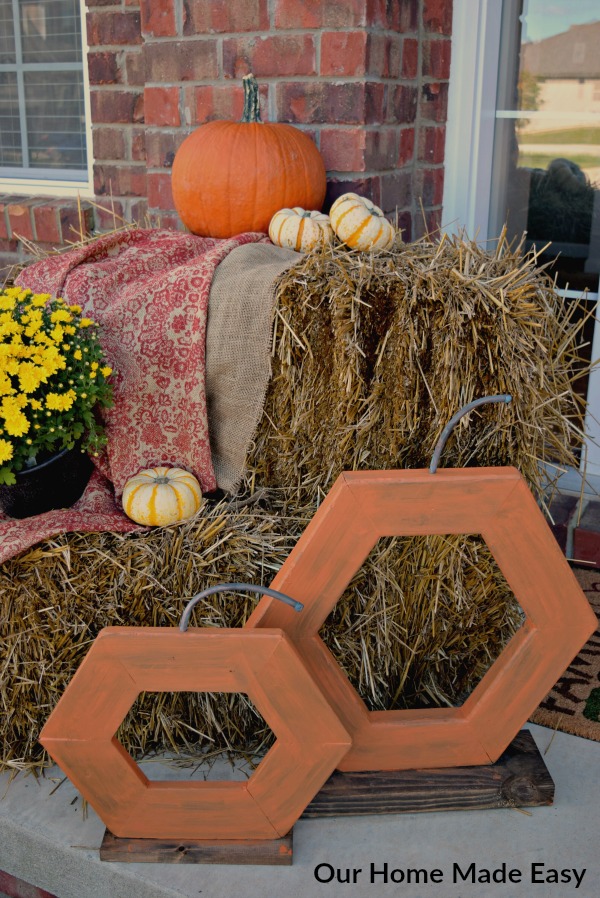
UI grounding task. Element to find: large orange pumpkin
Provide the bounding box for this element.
[172,74,327,238]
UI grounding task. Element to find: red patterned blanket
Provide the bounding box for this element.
[0,228,268,563]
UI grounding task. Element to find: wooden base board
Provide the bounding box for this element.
[100,830,293,865]
[100,731,553,864]
[303,730,554,817]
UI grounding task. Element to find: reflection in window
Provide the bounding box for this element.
[490,0,600,294]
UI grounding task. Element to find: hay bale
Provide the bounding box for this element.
[0,231,587,773]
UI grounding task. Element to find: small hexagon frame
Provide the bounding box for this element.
[40,628,351,840]
[247,467,598,772]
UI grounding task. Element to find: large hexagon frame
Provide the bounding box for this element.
[247,467,598,772]
[40,628,351,839]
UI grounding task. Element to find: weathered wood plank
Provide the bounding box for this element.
[302,731,554,817]
[100,830,293,865]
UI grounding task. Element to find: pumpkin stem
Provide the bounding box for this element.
[241,73,262,123]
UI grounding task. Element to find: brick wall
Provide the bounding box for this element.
[0,0,453,274]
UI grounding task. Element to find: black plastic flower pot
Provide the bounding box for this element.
[0,444,94,519]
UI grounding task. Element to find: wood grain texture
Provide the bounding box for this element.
[100,829,293,865]
[303,731,554,817]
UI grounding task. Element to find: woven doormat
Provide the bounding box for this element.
[529,566,600,740]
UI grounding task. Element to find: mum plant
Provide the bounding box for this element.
[0,286,113,485]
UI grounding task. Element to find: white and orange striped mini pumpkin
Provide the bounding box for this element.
[268,207,333,253]
[122,467,202,526]
[329,193,396,252]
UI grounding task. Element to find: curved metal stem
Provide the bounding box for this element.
[429,394,512,474]
[179,582,303,632]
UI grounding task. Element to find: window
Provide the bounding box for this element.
[444,0,600,493]
[0,0,92,195]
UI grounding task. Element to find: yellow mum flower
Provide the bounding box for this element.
[29,398,42,410]
[50,309,73,323]
[73,349,82,360]
[90,361,99,370]
[31,294,51,307]
[18,362,46,394]
[0,397,29,436]
[45,389,76,412]
[0,438,13,463]
[68,304,82,314]
[0,373,14,396]
[50,324,64,344]
[101,366,112,378]
[5,359,19,377]
[79,318,93,328]
[0,296,16,312]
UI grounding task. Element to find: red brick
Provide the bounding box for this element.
[130,199,150,225]
[183,84,249,124]
[320,128,367,172]
[396,209,412,241]
[0,196,18,238]
[418,125,446,163]
[91,89,144,124]
[366,0,400,29]
[325,176,381,211]
[275,0,366,28]
[388,85,418,124]
[93,199,125,231]
[87,51,120,85]
[365,82,385,124]
[320,31,367,77]
[94,164,148,198]
[59,203,93,243]
[144,39,218,82]
[7,203,34,241]
[148,172,175,210]
[124,50,145,86]
[92,127,127,160]
[277,82,367,125]
[416,166,445,206]
[380,171,412,212]
[423,0,453,35]
[131,127,147,162]
[421,81,449,122]
[399,0,419,31]
[86,10,142,47]
[183,0,269,35]
[144,86,180,126]
[0,870,58,898]
[423,38,451,79]
[140,0,177,37]
[32,205,61,243]
[223,35,316,79]
[365,129,397,169]
[144,130,187,168]
[367,34,401,79]
[398,127,415,166]
[402,38,419,80]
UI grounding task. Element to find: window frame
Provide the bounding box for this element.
[443,0,600,496]
[0,0,93,198]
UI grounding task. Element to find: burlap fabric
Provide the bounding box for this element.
[0,229,288,563]
[206,243,301,492]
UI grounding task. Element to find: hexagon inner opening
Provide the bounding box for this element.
[116,691,274,781]
[318,533,524,711]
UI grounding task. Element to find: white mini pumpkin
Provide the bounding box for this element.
[269,207,333,253]
[329,193,396,252]
[122,466,202,526]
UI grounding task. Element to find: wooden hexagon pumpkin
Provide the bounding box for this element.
[247,467,598,772]
[40,628,351,839]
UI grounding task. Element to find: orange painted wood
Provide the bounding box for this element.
[40,628,351,840]
[248,467,598,772]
